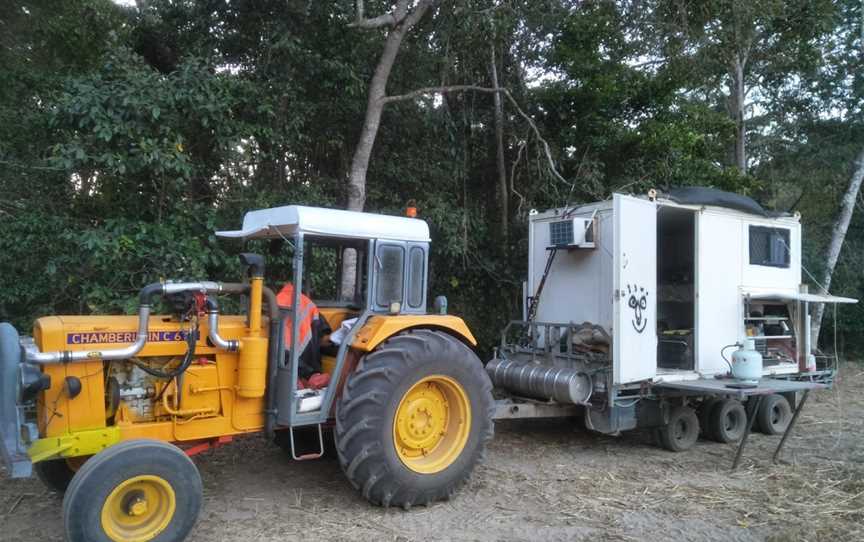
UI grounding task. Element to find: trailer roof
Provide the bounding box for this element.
[215,205,431,242]
[665,187,769,216]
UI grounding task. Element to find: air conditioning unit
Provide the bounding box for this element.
[548,217,596,249]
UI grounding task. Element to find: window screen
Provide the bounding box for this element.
[376,245,404,306]
[549,220,573,246]
[749,226,790,268]
[408,247,425,308]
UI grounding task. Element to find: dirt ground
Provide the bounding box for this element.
[2,366,862,542]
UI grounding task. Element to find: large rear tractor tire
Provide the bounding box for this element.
[335,329,494,509]
[63,439,202,542]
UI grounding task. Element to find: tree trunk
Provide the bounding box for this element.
[490,44,509,244]
[341,0,434,298]
[346,26,407,213]
[731,54,747,173]
[810,147,864,347]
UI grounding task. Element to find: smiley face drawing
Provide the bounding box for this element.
[627,284,648,334]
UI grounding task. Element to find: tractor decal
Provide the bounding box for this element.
[66,330,188,345]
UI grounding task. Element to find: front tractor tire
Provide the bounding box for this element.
[63,439,202,542]
[34,459,76,493]
[335,329,494,509]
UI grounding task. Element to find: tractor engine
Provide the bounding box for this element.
[106,362,163,422]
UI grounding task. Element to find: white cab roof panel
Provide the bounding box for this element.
[215,205,431,242]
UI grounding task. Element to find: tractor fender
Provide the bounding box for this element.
[350,315,477,352]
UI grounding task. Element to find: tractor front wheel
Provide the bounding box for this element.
[335,329,494,509]
[63,439,202,542]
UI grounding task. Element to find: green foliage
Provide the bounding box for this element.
[0,0,861,358]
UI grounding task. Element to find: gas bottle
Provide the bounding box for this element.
[731,339,763,382]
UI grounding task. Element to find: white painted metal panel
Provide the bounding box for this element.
[528,204,614,332]
[613,195,657,384]
[216,205,431,242]
[696,210,744,376]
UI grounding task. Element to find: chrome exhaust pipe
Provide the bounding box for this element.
[486,357,593,405]
[24,281,227,364]
[205,298,239,352]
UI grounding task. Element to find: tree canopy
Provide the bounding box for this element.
[0,0,862,355]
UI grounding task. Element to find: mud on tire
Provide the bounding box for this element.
[334,329,494,509]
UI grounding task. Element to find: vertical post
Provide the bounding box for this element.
[288,232,304,423]
[732,395,762,471]
[799,284,810,371]
[773,389,810,464]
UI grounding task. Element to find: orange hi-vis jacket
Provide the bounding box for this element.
[276,283,320,352]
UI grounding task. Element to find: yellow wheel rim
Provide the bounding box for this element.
[100,475,176,542]
[393,375,471,474]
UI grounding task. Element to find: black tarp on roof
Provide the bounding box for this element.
[665,187,767,216]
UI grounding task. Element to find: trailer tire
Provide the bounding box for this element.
[335,329,494,509]
[63,439,202,542]
[709,399,747,443]
[657,406,699,452]
[756,394,791,435]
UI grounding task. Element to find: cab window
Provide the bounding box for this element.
[376,244,405,307]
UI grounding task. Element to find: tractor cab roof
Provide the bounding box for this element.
[215,205,431,243]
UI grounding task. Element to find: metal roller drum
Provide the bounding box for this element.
[486,358,592,404]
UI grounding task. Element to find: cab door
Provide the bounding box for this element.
[613,194,657,384]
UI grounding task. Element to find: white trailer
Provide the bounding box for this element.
[488,188,856,461]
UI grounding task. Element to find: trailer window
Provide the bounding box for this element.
[376,245,405,306]
[749,226,790,268]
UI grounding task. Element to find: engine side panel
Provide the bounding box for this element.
[33,314,267,449]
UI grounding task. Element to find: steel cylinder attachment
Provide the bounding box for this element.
[486,358,592,405]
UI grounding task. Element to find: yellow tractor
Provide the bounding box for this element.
[0,205,494,542]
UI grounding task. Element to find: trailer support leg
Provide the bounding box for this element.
[731,395,762,471]
[772,389,810,465]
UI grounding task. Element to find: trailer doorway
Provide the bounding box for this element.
[656,207,696,371]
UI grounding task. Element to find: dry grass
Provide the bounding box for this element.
[1,365,862,541]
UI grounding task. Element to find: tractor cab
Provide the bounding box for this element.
[215,205,475,446]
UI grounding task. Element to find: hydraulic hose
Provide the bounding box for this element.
[132,326,200,380]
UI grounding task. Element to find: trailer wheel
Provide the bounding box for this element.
[756,394,791,435]
[708,399,747,443]
[335,329,494,509]
[63,439,202,542]
[657,406,699,452]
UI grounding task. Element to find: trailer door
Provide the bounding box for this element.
[613,194,657,384]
